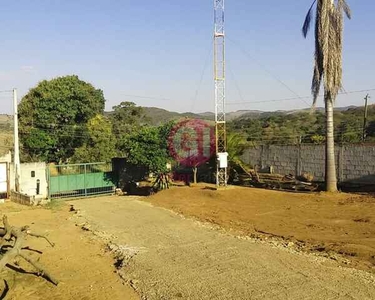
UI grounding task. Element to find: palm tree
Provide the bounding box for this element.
[302,0,351,192]
[226,132,247,182]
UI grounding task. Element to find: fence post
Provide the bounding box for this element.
[296,137,301,176]
[338,145,344,183]
[84,164,87,197]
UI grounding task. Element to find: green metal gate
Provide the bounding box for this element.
[48,162,116,199]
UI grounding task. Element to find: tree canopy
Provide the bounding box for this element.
[110,101,148,138]
[71,115,116,163]
[19,75,105,163]
[117,122,174,173]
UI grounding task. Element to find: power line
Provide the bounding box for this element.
[226,88,375,106]
[21,123,88,128]
[226,36,310,106]
[190,39,213,112]
[116,87,375,108]
[227,61,246,103]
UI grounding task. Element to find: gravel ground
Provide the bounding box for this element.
[70,196,375,300]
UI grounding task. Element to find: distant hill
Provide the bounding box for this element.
[228,104,374,145]
[1,105,365,127]
[137,105,362,125]
[0,114,12,132]
[141,107,214,125]
[0,115,13,156]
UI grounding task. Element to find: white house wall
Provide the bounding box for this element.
[10,162,48,199]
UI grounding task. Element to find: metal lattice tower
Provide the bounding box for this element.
[214,0,227,186]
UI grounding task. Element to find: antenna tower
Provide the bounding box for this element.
[214,0,227,186]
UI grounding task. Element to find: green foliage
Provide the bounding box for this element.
[141,107,213,126]
[226,132,247,165]
[71,115,116,163]
[19,75,105,163]
[110,101,148,138]
[229,106,375,145]
[310,134,325,144]
[225,132,249,183]
[118,125,171,173]
[110,103,174,172]
[21,128,55,162]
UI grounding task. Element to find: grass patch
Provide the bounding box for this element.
[44,200,65,211]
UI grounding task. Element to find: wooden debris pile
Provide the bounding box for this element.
[0,215,58,293]
[238,166,319,192]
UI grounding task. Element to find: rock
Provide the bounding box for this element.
[115,188,124,196]
[81,223,91,231]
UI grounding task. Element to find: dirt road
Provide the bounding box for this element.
[71,196,375,300]
[147,186,375,271]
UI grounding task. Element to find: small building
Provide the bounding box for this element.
[0,151,11,199]
[18,162,48,199]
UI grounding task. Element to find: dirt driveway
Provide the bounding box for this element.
[71,195,375,300]
[147,185,375,271]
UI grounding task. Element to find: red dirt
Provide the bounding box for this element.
[146,185,375,272]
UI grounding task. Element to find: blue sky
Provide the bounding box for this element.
[0,0,374,114]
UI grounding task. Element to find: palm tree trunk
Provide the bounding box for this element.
[193,167,197,184]
[325,95,338,192]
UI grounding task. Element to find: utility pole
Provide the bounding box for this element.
[13,88,20,192]
[214,0,228,186]
[363,94,370,142]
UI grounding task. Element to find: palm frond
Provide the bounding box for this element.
[324,3,344,102]
[304,0,351,107]
[302,0,317,38]
[311,58,322,108]
[339,0,352,19]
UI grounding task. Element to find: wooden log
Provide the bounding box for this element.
[0,215,59,286]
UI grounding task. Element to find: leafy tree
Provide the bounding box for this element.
[118,125,171,173]
[366,120,375,141]
[19,75,105,163]
[71,115,116,163]
[21,129,55,162]
[110,101,148,138]
[302,0,351,191]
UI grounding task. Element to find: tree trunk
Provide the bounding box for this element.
[193,167,197,184]
[325,97,338,192]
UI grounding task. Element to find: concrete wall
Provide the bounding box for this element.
[0,152,11,164]
[0,152,11,199]
[10,162,48,199]
[241,144,375,184]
